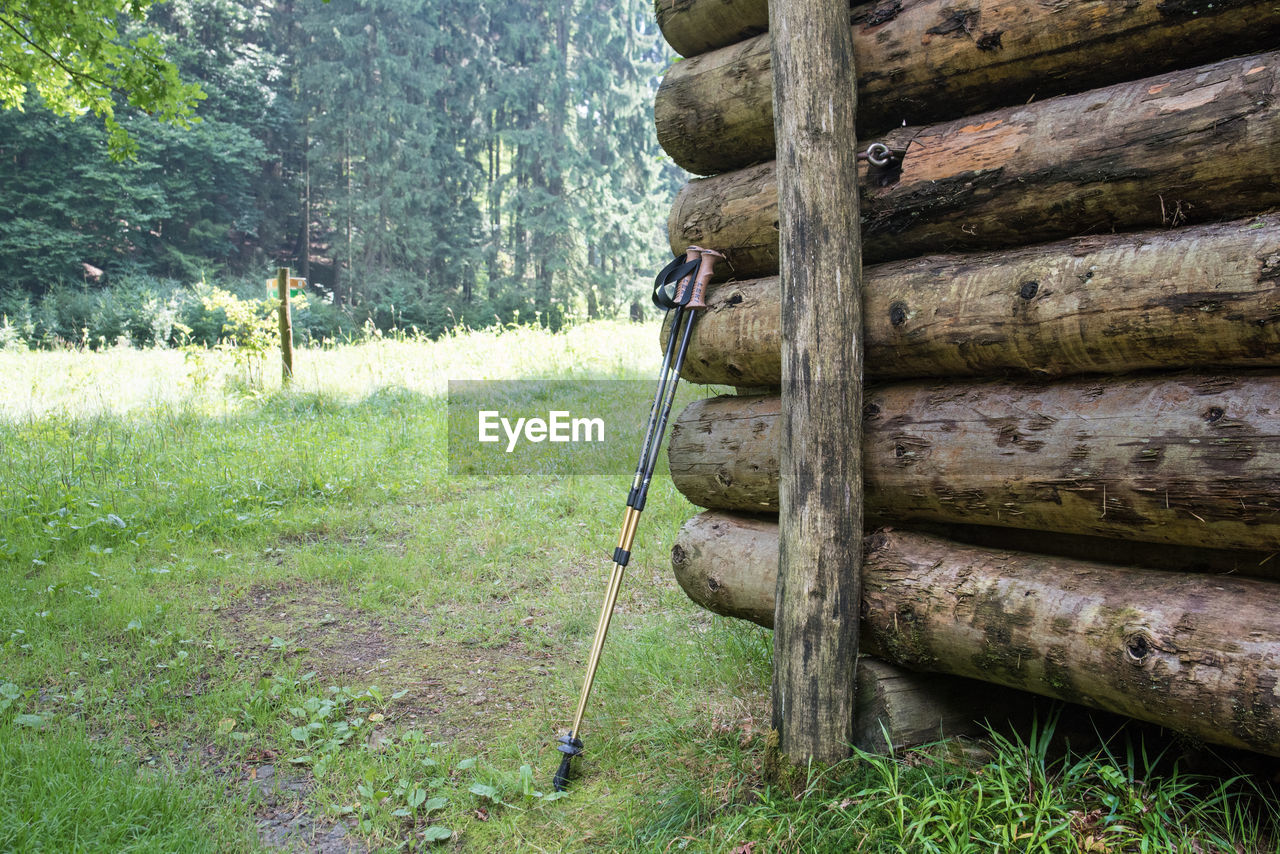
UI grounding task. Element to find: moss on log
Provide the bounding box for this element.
[672,513,1280,756]
[667,374,1280,551]
[660,216,1280,386]
[668,51,1280,276]
[656,0,1280,175]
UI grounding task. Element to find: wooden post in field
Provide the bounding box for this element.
[768,0,864,767]
[276,266,294,384]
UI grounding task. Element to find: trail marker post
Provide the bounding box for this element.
[269,267,303,384]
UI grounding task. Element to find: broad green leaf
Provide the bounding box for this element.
[469,782,499,801]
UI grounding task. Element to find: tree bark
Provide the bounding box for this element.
[672,514,1280,757]
[667,374,1280,551]
[671,514,1278,631]
[655,0,768,59]
[668,51,1280,278]
[660,215,1280,387]
[911,521,1278,581]
[657,0,1280,176]
[769,0,864,767]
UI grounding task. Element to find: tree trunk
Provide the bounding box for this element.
[655,0,768,59]
[657,0,1280,176]
[660,215,1280,387]
[672,514,1280,757]
[769,0,865,767]
[667,374,1280,551]
[668,51,1280,277]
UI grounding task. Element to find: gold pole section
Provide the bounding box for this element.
[569,506,641,736]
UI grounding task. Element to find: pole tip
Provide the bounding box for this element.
[552,733,583,792]
[552,754,573,792]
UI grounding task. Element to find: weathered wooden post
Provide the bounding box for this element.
[276,266,294,384]
[768,0,864,765]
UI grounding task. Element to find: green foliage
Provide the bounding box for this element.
[0,102,266,287]
[0,0,204,158]
[687,717,1280,853]
[285,684,402,776]
[0,276,280,350]
[183,281,274,346]
[0,0,680,335]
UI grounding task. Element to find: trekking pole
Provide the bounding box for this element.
[553,247,724,792]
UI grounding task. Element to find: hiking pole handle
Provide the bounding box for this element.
[681,248,723,309]
[653,247,701,310]
[635,249,724,509]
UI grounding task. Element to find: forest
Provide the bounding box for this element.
[0,0,682,346]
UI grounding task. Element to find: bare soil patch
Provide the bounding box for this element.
[217,581,399,678]
[214,577,564,740]
[244,763,368,854]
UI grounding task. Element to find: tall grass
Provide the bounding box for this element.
[0,319,659,420]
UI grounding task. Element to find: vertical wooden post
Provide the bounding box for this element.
[276,266,294,384]
[769,0,864,764]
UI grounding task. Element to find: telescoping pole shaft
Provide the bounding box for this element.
[553,248,723,792]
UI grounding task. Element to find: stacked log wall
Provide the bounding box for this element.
[668,377,1280,552]
[671,514,1280,757]
[668,50,1280,277]
[658,0,1280,175]
[654,0,1280,755]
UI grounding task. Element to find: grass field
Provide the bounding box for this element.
[1,320,1277,852]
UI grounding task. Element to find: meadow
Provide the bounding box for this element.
[0,320,1276,852]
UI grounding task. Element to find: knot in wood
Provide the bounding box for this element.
[889,301,909,326]
[1124,630,1155,665]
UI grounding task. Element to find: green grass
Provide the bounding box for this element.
[0,721,255,853]
[0,319,1276,852]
